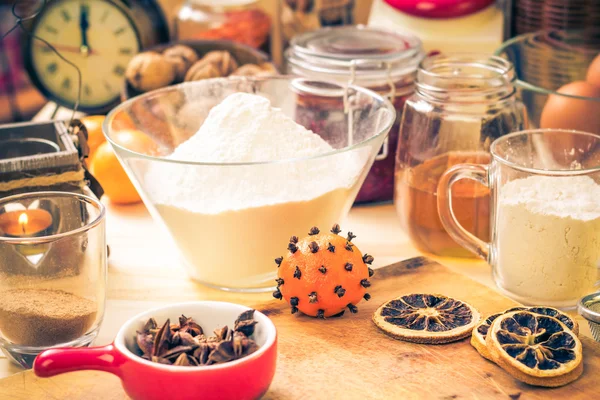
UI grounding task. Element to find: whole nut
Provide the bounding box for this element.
[163,45,199,82]
[195,51,239,76]
[126,52,176,92]
[259,62,278,74]
[230,63,278,77]
[230,64,263,77]
[184,62,221,82]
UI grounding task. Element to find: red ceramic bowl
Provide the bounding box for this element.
[33,302,277,400]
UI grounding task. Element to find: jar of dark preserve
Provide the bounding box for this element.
[285,26,424,204]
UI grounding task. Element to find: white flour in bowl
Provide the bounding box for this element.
[495,175,600,305]
[145,93,367,288]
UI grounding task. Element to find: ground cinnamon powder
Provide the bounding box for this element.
[0,289,97,347]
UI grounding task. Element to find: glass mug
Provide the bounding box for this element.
[438,129,600,308]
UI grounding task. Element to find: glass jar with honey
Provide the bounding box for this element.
[394,54,526,258]
[286,26,424,204]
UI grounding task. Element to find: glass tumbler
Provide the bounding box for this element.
[438,129,600,308]
[394,53,527,258]
[0,191,106,368]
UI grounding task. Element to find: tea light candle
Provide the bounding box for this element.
[0,209,53,237]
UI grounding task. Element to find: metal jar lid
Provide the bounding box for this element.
[286,25,424,95]
[578,292,600,342]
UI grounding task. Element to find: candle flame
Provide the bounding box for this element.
[18,213,28,234]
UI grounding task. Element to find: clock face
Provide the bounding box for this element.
[29,0,141,111]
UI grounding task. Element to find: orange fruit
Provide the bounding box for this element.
[90,142,141,205]
[80,115,106,161]
[112,129,158,155]
[273,225,374,318]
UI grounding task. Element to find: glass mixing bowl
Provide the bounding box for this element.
[496,30,600,132]
[103,77,395,292]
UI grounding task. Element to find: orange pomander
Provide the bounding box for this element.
[273,224,374,318]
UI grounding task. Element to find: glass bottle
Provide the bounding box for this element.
[394,54,526,258]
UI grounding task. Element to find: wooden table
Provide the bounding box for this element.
[0,201,592,381]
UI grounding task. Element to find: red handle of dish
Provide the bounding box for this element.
[33,344,124,378]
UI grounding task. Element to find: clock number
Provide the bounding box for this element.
[46,62,58,75]
[84,84,92,97]
[114,27,126,36]
[113,65,125,77]
[119,48,133,55]
[61,9,71,23]
[45,26,58,34]
[61,77,71,91]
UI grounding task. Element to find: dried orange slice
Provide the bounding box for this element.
[486,311,583,387]
[373,294,480,344]
[471,306,578,361]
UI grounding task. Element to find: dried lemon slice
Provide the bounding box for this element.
[471,306,579,360]
[486,311,583,387]
[373,294,480,344]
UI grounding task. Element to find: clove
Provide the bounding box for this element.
[309,227,320,235]
[334,285,346,298]
[360,279,371,288]
[309,241,319,253]
[347,303,358,313]
[293,266,302,279]
[318,265,327,274]
[327,243,335,253]
[347,232,356,242]
[344,262,353,271]
[331,224,342,234]
[362,254,374,265]
[275,256,283,266]
[308,292,318,303]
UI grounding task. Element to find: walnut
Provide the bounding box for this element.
[163,45,199,82]
[195,51,239,76]
[126,52,175,92]
[184,62,221,82]
[230,62,278,77]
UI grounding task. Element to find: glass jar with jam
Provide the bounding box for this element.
[285,26,424,204]
[395,54,527,258]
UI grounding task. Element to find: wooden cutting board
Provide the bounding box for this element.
[1,257,599,399]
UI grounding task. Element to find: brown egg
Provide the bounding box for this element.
[540,81,600,134]
[587,53,600,87]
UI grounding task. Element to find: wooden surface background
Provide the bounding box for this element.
[1,257,598,399]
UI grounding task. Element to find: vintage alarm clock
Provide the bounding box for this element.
[24,0,169,113]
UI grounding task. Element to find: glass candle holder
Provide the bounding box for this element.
[0,191,106,368]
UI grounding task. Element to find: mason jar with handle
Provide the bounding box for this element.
[394,53,526,258]
[438,129,600,308]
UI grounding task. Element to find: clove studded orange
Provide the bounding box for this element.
[273,224,373,318]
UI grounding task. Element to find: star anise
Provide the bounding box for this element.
[234,310,258,337]
[136,311,260,367]
[152,319,173,357]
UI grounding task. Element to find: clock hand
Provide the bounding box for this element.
[79,3,90,56]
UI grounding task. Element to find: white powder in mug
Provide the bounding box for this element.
[145,93,367,288]
[496,175,600,305]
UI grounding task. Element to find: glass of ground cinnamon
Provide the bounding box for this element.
[0,191,106,368]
